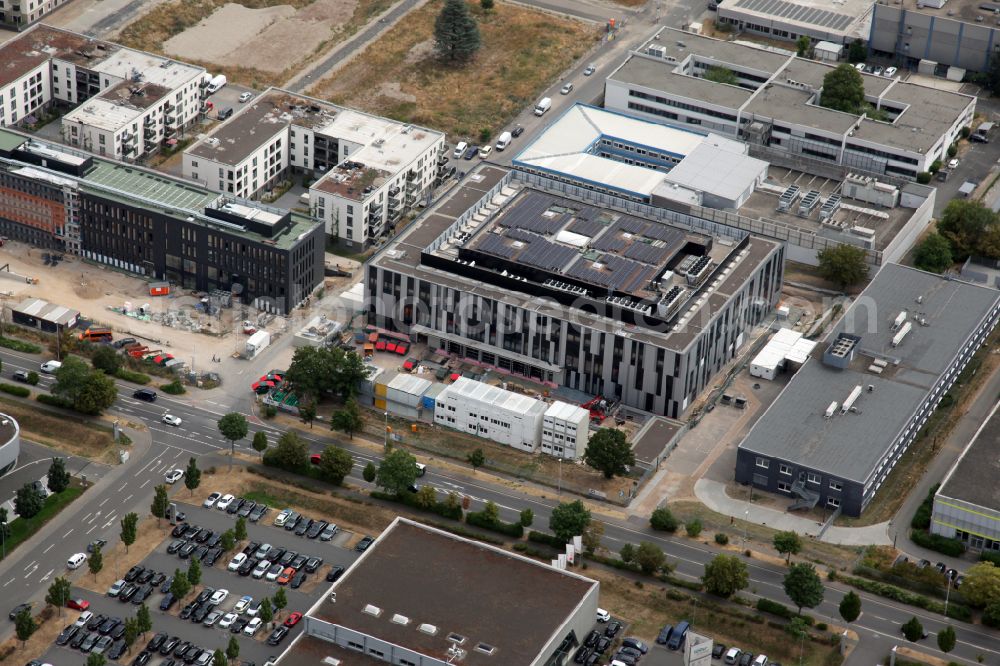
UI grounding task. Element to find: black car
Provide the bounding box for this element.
[173,640,192,657]
[81,630,100,652]
[738,653,754,666]
[319,523,339,541]
[193,545,209,561]
[124,566,144,582]
[192,603,215,624]
[194,529,213,544]
[205,533,223,549]
[573,646,592,664]
[306,520,327,539]
[160,576,174,594]
[98,616,121,635]
[511,125,525,138]
[237,558,257,576]
[238,500,257,518]
[266,625,289,646]
[160,593,176,611]
[279,550,298,567]
[87,538,108,553]
[621,638,648,654]
[8,602,30,620]
[131,584,153,604]
[290,571,307,589]
[270,547,287,565]
[231,617,249,634]
[605,620,622,638]
[171,523,188,538]
[595,636,610,654]
[249,505,268,522]
[179,603,198,620]
[182,525,201,539]
[226,498,245,515]
[87,614,107,631]
[657,625,673,645]
[150,572,167,587]
[71,629,91,649]
[205,547,223,566]
[147,633,168,652]
[111,622,127,640]
[355,536,374,552]
[284,515,301,531]
[161,635,181,655]
[463,145,479,160]
[179,542,198,559]
[326,565,345,583]
[137,568,156,584]
[304,556,323,573]
[290,554,307,570]
[295,518,313,537]
[243,541,261,556]
[712,644,727,659]
[118,583,139,602]
[194,588,215,605]
[55,624,78,645]
[167,539,186,554]
[113,337,137,349]
[132,650,152,666]
[133,388,157,402]
[108,639,127,660]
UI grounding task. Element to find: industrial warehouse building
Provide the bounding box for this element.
[0,128,324,314]
[931,403,1000,552]
[606,28,975,181]
[280,517,600,666]
[183,88,446,250]
[10,298,79,334]
[366,164,785,419]
[736,264,1000,517]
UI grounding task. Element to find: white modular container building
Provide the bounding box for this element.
[541,401,591,459]
[434,377,547,452]
[749,328,817,380]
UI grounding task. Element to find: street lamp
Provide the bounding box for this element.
[557,458,563,495]
[944,573,952,618]
[743,485,754,547]
[383,411,389,451]
[1,520,6,560]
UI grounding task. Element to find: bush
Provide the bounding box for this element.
[960,126,972,138]
[115,368,151,384]
[980,551,1000,567]
[916,172,932,184]
[465,510,525,538]
[911,484,939,530]
[947,144,958,158]
[685,519,703,538]
[36,393,73,409]
[26,371,39,386]
[161,380,186,395]
[757,598,795,619]
[842,575,972,620]
[650,507,679,532]
[715,533,729,545]
[262,405,277,419]
[0,384,30,398]
[528,530,566,549]
[0,337,42,353]
[910,529,965,556]
[929,159,943,174]
[370,490,463,521]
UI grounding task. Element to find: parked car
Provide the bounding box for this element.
[12,370,29,383]
[56,624,79,645]
[605,620,621,638]
[290,571,307,589]
[326,565,345,582]
[264,564,284,582]
[252,560,271,579]
[234,596,253,614]
[209,589,229,605]
[228,553,248,571]
[67,552,88,569]
[463,145,479,160]
[216,494,235,511]
[319,524,339,541]
[355,536,374,552]
[249,504,268,522]
[68,598,90,611]
[87,539,108,553]
[203,493,221,508]
[307,520,328,539]
[622,638,648,654]
[239,92,254,103]
[237,558,257,577]
[9,602,31,620]
[226,498,245,515]
[238,500,257,518]
[167,540,185,555]
[596,608,611,623]
[274,509,293,527]
[738,652,754,666]
[266,625,289,645]
[254,543,273,560]
[179,542,198,559]
[304,556,323,573]
[511,125,525,138]
[160,593,176,611]
[219,613,238,629]
[244,618,263,636]
[884,66,897,77]
[277,567,295,585]
[713,644,728,659]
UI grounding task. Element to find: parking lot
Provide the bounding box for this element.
[37,495,360,665]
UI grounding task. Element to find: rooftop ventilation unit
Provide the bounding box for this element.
[647,44,666,58]
[391,614,410,625]
[362,604,382,617]
[841,385,863,414]
[824,401,838,419]
[777,184,800,212]
[417,623,438,635]
[657,285,687,319]
[797,189,821,217]
[819,194,841,221]
[686,255,712,286]
[891,321,912,347]
[892,310,907,331]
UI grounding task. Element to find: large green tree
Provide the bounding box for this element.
[14,607,36,647]
[120,512,138,553]
[170,568,191,599]
[47,457,70,494]
[87,654,107,666]
[136,602,152,636]
[187,557,202,587]
[264,430,310,472]
[252,431,269,458]
[213,650,227,666]
[584,428,635,479]
[960,561,1000,607]
[817,244,868,290]
[88,545,103,580]
[847,39,866,63]
[184,457,202,496]
[123,617,139,653]
[702,554,749,597]
[467,448,486,472]
[14,483,42,519]
[650,507,679,532]
[317,445,354,486]
[704,66,738,85]
[217,412,249,467]
[91,346,121,375]
[820,64,865,113]
[773,531,802,564]
[53,355,117,415]
[226,636,240,663]
[549,500,591,542]
[634,542,667,575]
[784,563,825,614]
[285,346,367,401]
[937,199,996,260]
[376,448,420,495]
[914,232,954,273]
[151,484,169,524]
[46,576,72,614]
[434,0,481,62]
[331,397,364,439]
[901,616,924,642]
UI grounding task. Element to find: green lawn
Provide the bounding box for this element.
[2,486,84,559]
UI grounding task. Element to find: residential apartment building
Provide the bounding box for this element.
[0,0,73,29]
[605,28,975,180]
[0,128,324,313]
[735,264,1000,517]
[183,88,446,249]
[0,24,205,161]
[367,165,784,419]
[541,402,591,460]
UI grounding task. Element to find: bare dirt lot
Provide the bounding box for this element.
[311,0,600,137]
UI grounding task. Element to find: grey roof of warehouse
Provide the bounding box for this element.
[937,405,1000,510]
[309,518,597,665]
[612,28,974,154]
[369,164,782,352]
[738,264,1000,483]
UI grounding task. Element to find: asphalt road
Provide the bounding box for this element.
[0,343,996,665]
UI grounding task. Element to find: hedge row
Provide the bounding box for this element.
[0,337,42,354]
[370,490,463,522]
[161,380,186,395]
[0,383,30,398]
[842,575,972,621]
[910,529,965,557]
[36,393,73,409]
[116,368,151,385]
[755,598,814,625]
[911,484,939,530]
[465,511,524,538]
[528,530,567,549]
[586,552,641,573]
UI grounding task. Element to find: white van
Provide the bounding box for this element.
[205,74,227,94]
[40,360,62,373]
[453,141,468,159]
[495,131,512,151]
[534,97,552,116]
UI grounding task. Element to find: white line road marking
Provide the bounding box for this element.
[39,569,53,582]
[140,479,150,488]
[63,528,73,538]
[23,565,37,578]
[23,561,35,571]
[124,494,133,503]
[87,511,101,524]
[42,543,54,554]
[81,512,92,522]
[86,525,96,534]
[136,457,160,476]
[99,497,109,507]
[117,482,127,492]
[3,579,12,587]
[173,450,183,458]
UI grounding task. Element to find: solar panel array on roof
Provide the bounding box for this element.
[495,194,566,235]
[566,253,659,294]
[625,241,673,265]
[476,232,520,259]
[642,223,684,243]
[617,217,646,234]
[592,232,627,253]
[568,216,606,238]
[521,238,579,271]
[733,0,854,30]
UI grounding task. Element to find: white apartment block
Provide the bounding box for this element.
[606,28,975,180]
[541,402,591,460]
[0,24,205,161]
[0,0,73,29]
[183,88,446,249]
[434,377,547,453]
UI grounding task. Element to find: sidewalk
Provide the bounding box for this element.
[695,479,891,546]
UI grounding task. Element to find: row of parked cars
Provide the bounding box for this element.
[225,539,325,589]
[174,585,297,647]
[54,611,131,661]
[201,493,270,522]
[272,507,339,541]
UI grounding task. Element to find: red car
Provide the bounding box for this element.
[310,454,321,465]
[283,612,302,627]
[67,598,90,611]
